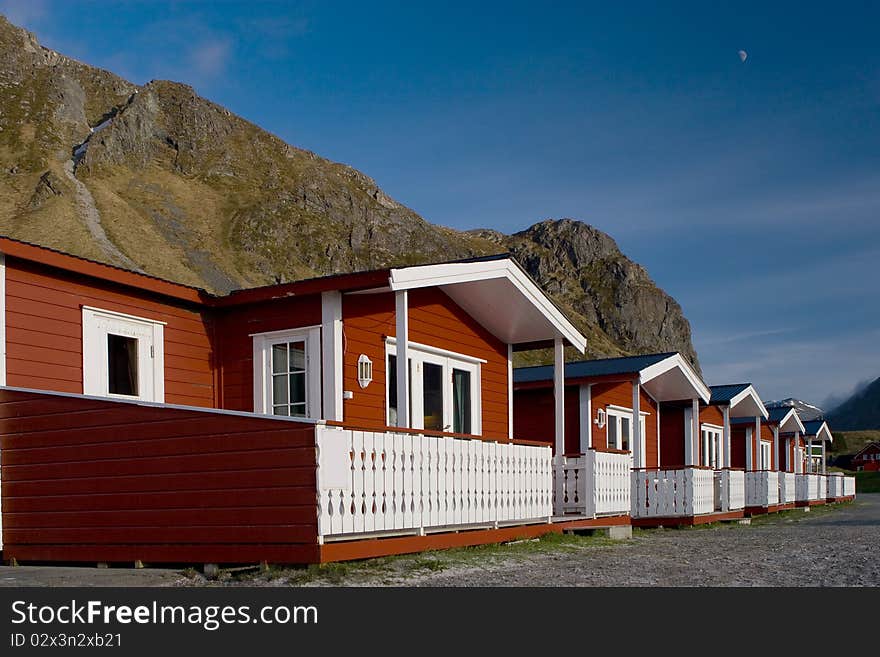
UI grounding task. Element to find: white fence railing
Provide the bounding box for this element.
[714,469,745,512]
[632,468,714,519]
[316,426,553,539]
[746,471,780,508]
[827,473,843,499]
[779,472,796,504]
[795,473,827,503]
[843,476,856,497]
[554,450,631,517]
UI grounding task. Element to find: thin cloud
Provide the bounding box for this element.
[189,37,232,78]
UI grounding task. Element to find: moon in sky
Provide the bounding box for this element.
[738,50,748,63]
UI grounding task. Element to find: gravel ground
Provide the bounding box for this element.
[1,495,876,587]
[387,495,880,587]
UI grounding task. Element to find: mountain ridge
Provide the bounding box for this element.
[0,14,700,369]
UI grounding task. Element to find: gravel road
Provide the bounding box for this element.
[386,494,880,587]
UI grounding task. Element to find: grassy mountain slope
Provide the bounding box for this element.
[0,15,700,369]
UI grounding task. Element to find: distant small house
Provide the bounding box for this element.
[852,442,880,472]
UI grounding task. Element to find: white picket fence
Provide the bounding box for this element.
[714,469,745,512]
[795,473,826,503]
[556,450,631,517]
[632,468,714,519]
[316,425,553,539]
[778,471,797,504]
[745,471,780,508]
[843,476,856,497]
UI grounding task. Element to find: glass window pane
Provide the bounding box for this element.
[453,369,471,434]
[423,362,444,431]
[272,344,287,374]
[273,405,289,416]
[388,355,397,418]
[621,416,631,452]
[289,342,306,372]
[272,374,288,407]
[291,372,306,405]
[607,415,618,450]
[290,402,306,418]
[107,333,138,396]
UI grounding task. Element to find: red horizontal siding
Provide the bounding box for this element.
[0,389,320,565]
[4,257,216,407]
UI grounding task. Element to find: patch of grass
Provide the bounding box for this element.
[226,531,624,586]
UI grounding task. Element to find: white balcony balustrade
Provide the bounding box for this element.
[745,470,780,508]
[316,425,553,540]
[632,467,715,519]
[554,450,631,518]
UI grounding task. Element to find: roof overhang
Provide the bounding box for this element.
[388,259,587,352]
[728,385,769,419]
[639,353,711,403]
[807,421,833,443]
[777,408,807,434]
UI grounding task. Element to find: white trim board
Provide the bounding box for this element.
[388,259,587,353]
[385,336,487,364]
[639,353,710,403]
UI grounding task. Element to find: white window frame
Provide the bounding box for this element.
[385,339,482,435]
[82,306,166,403]
[760,440,772,470]
[252,326,322,419]
[700,423,723,469]
[605,405,648,452]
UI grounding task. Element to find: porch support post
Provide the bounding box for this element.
[721,405,731,469]
[807,436,814,474]
[745,427,753,471]
[772,425,780,472]
[691,398,700,466]
[821,440,826,474]
[395,290,409,428]
[632,380,642,468]
[553,337,565,458]
[321,291,343,422]
[507,344,513,441]
[684,407,693,466]
[578,384,592,452]
[794,431,801,472]
[553,337,566,516]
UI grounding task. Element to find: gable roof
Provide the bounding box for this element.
[769,406,807,434]
[802,419,833,443]
[514,352,710,403]
[853,442,880,459]
[709,383,769,419]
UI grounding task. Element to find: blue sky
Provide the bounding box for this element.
[4,1,879,408]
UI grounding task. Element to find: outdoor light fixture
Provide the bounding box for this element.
[357,354,373,389]
[594,407,606,429]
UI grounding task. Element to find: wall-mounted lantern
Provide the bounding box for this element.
[594,407,606,429]
[357,354,373,389]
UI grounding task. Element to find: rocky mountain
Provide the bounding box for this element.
[827,377,880,431]
[765,398,826,422]
[0,15,699,369]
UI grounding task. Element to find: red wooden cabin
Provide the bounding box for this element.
[852,442,880,472]
[0,236,592,565]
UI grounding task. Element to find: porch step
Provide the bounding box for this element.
[563,524,632,540]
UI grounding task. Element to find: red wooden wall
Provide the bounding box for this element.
[213,295,322,412]
[659,405,686,468]
[512,385,579,453]
[341,288,510,441]
[513,380,659,466]
[0,388,320,564]
[4,257,216,407]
